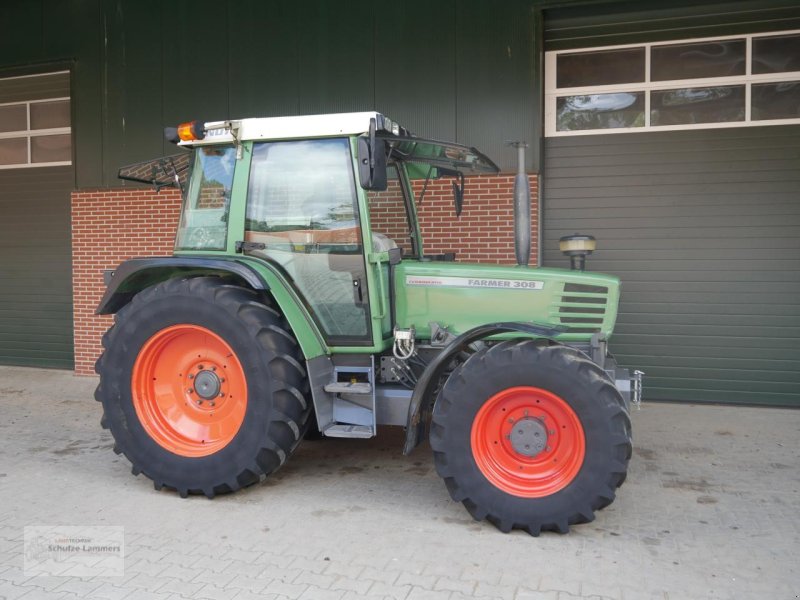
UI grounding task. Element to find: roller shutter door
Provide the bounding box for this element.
[542,126,800,406]
[0,72,73,369]
[0,167,73,368]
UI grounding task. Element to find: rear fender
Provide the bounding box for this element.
[96,257,326,359]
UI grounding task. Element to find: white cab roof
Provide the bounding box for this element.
[184,112,400,146]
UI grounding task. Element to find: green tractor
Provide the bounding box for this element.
[96,113,640,535]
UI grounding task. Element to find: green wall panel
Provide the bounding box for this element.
[542,126,800,407]
[0,0,44,64]
[161,1,230,129]
[3,0,793,186]
[295,0,375,115]
[227,1,299,119]
[0,167,74,369]
[455,1,540,171]
[374,0,457,142]
[544,0,800,50]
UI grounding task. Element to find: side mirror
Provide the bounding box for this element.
[358,118,387,190]
[438,167,465,217]
[453,181,464,217]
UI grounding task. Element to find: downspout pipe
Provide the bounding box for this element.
[509,141,530,267]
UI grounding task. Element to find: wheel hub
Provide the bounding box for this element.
[509,417,548,457]
[193,369,221,400]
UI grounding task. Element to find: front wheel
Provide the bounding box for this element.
[430,341,631,535]
[95,277,311,498]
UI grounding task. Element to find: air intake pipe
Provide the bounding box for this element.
[509,141,531,267]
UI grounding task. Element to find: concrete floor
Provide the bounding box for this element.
[0,365,798,600]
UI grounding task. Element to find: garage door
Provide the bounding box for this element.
[542,126,800,406]
[0,72,73,368]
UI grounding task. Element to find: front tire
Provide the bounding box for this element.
[430,340,631,535]
[95,277,311,498]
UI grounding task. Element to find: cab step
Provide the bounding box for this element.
[322,424,374,438]
[324,381,373,395]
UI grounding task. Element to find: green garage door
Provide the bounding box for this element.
[0,166,74,368]
[542,126,800,406]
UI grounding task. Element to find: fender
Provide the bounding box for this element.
[402,321,567,455]
[95,256,327,360]
[96,257,268,315]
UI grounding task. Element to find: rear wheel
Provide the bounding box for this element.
[95,277,311,498]
[430,340,631,535]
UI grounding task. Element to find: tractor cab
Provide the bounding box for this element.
[118,113,500,352]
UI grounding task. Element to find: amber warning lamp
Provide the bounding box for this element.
[164,120,205,144]
[559,233,596,271]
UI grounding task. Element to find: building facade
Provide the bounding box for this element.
[0,0,798,406]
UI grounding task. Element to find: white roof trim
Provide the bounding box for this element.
[182,111,391,146]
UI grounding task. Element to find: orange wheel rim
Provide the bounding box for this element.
[131,324,247,457]
[471,386,585,498]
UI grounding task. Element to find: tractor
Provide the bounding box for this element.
[95,112,640,535]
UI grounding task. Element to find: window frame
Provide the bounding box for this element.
[0,94,71,169]
[545,29,800,137]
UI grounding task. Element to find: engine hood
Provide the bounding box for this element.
[393,261,620,342]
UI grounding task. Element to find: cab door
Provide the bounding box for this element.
[243,138,372,345]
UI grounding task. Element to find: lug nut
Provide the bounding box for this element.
[187,389,194,394]
[188,374,194,380]
[198,364,204,370]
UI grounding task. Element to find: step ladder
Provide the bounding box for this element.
[321,360,376,438]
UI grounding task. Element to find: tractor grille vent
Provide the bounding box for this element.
[554,283,609,334]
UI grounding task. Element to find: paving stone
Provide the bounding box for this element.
[432,577,475,595]
[368,581,412,600]
[323,563,364,580]
[0,581,34,600]
[261,580,308,599]
[86,582,135,600]
[515,588,559,600]
[330,576,372,595]
[360,566,401,585]
[405,587,451,600]
[194,583,241,600]
[296,586,344,600]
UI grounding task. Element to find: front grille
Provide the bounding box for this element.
[552,283,609,335]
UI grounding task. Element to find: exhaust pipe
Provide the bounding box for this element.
[509,141,531,267]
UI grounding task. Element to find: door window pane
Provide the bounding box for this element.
[556,48,645,88]
[753,34,800,74]
[651,40,746,81]
[367,165,414,257]
[30,99,70,129]
[175,146,235,251]
[246,138,370,341]
[556,92,644,131]
[0,104,26,133]
[651,86,745,126]
[752,81,800,120]
[31,134,70,162]
[0,138,27,164]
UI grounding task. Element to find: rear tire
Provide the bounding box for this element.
[430,340,631,535]
[95,277,311,498]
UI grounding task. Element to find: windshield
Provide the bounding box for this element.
[175,146,236,251]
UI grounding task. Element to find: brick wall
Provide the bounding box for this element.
[71,173,538,375]
[71,188,182,375]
